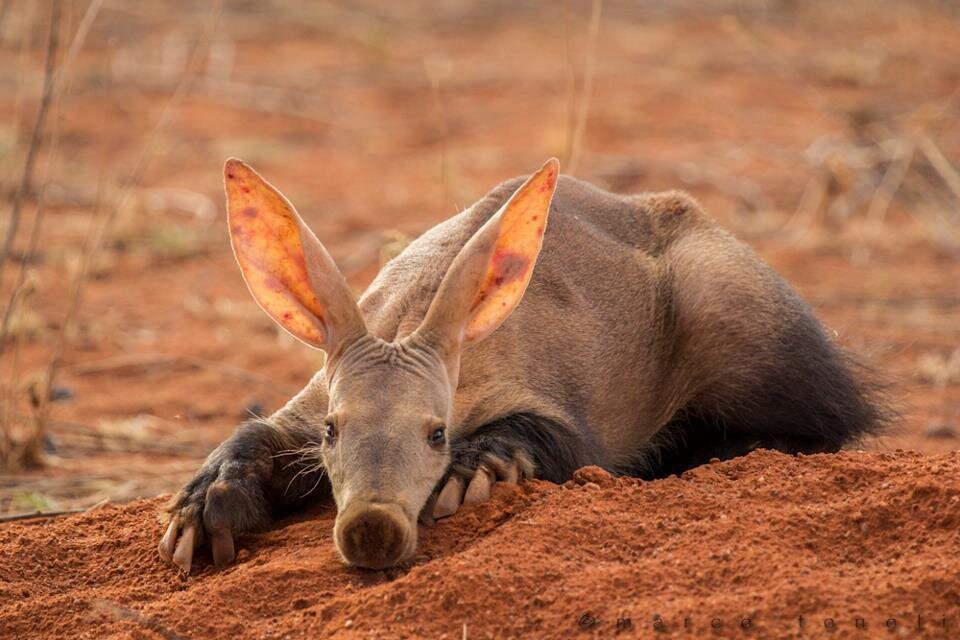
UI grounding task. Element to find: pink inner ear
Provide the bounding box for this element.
[469,248,532,313]
[463,159,557,342]
[225,159,328,347]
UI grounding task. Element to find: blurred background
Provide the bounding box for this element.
[0,0,958,518]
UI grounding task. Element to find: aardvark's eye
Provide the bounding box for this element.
[428,427,446,448]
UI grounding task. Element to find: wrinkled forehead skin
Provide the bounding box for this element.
[326,337,453,421]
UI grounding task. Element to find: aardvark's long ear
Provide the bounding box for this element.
[224,158,367,354]
[413,158,559,359]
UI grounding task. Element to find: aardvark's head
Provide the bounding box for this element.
[224,158,558,568]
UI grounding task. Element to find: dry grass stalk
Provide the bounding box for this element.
[865,137,916,228]
[0,0,61,282]
[854,88,959,260]
[0,0,101,353]
[0,276,36,464]
[561,1,577,168]
[917,134,960,204]
[565,0,602,176]
[1,1,224,471]
[0,0,103,348]
[0,0,62,470]
[25,1,224,469]
[789,80,960,260]
[424,56,451,215]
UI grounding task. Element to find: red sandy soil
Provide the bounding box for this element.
[2,449,959,639]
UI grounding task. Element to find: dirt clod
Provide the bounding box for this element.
[570,465,615,487]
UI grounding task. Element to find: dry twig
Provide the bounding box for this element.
[0,0,106,353]
[4,1,224,470]
[0,0,61,281]
[917,134,960,205]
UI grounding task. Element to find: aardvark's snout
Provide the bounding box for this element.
[334,501,417,569]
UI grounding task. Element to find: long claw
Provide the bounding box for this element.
[158,517,179,563]
[419,493,438,526]
[172,524,196,574]
[503,461,520,484]
[210,529,235,568]
[463,466,493,505]
[433,475,465,519]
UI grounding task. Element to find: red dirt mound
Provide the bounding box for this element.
[1,449,958,639]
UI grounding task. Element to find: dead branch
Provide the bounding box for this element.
[0,0,61,282]
[0,507,87,523]
[23,1,225,469]
[0,0,104,354]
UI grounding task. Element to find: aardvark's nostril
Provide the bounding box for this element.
[335,502,414,570]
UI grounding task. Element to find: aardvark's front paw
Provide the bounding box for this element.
[426,447,532,522]
[159,453,271,574]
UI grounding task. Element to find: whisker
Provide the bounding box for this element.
[272,448,305,459]
[283,464,313,496]
[300,465,329,499]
